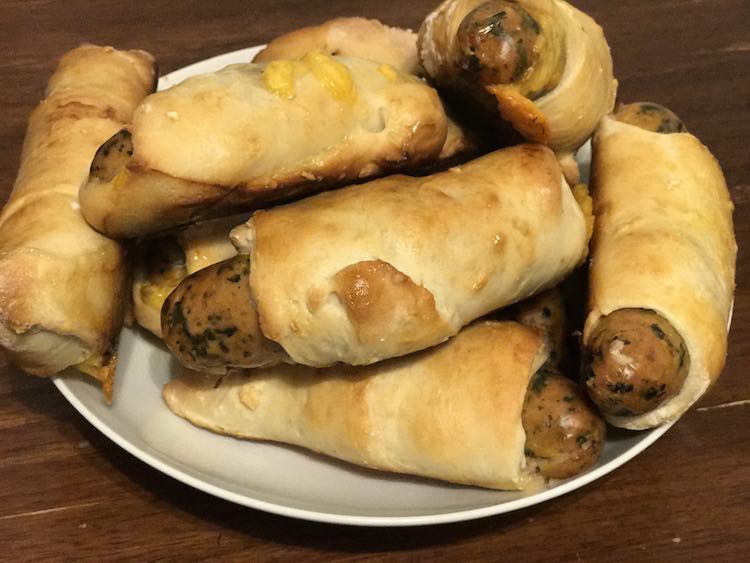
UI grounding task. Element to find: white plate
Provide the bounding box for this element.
[54,47,673,527]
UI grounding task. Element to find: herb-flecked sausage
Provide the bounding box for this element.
[457,1,540,86]
[613,102,686,134]
[161,255,287,373]
[583,309,690,417]
[455,0,564,99]
[89,129,133,182]
[522,367,605,479]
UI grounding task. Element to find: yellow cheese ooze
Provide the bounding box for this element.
[262,50,356,102]
[140,262,188,310]
[377,63,398,82]
[303,50,356,101]
[262,60,297,99]
[572,183,594,247]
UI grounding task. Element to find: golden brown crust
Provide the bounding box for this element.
[230,144,586,367]
[42,44,156,126]
[254,17,420,74]
[0,44,155,398]
[163,321,548,490]
[584,115,736,429]
[486,84,550,143]
[332,259,451,349]
[418,0,616,153]
[80,55,449,238]
[253,17,483,165]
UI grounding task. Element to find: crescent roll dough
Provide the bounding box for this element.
[254,17,483,163]
[584,116,736,429]
[418,0,616,154]
[225,143,586,368]
[0,44,155,400]
[79,53,450,239]
[254,17,420,74]
[164,321,547,490]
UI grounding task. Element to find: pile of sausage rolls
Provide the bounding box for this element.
[2,1,735,491]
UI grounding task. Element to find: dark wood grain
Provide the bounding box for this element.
[1,0,748,560]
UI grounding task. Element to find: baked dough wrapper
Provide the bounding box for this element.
[0,45,155,400]
[584,116,736,429]
[254,17,482,163]
[418,0,617,155]
[254,17,421,75]
[80,55,452,239]
[229,143,587,367]
[164,321,548,491]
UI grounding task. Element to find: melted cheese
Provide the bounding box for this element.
[261,50,356,102]
[377,63,398,82]
[140,263,187,310]
[572,183,594,247]
[262,60,297,99]
[303,50,356,101]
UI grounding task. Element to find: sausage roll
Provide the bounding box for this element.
[0,45,155,400]
[254,17,484,163]
[418,0,616,156]
[163,321,605,490]
[582,105,736,429]
[163,144,588,371]
[80,52,451,239]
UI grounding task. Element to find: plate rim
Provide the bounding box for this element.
[54,374,673,526]
[54,45,675,527]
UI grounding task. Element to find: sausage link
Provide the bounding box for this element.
[89,129,132,182]
[522,367,605,479]
[583,308,690,417]
[456,1,563,99]
[613,102,686,134]
[457,1,540,87]
[161,255,287,373]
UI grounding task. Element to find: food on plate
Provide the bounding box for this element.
[164,321,605,489]
[417,0,617,156]
[582,105,736,429]
[512,286,568,368]
[0,44,155,401]
[162,255,287,371]
[585,309,690,418]
[133,213,247,337]
[254,16,484,164]
[163,144,589,371]
[79,52,452,238]
[254,17,420,74]
[611,102,686,134]
[522,365,604,479]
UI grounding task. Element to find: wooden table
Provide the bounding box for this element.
[1,0,748,560]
